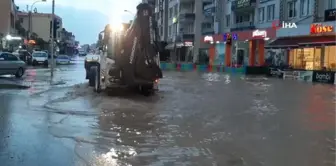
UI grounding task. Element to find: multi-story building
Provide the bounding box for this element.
[0,0,17,36]
[17,12,63,42]
[267,0,336,71]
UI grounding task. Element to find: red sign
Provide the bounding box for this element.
[310,24,334,34]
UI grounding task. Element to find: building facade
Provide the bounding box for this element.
[151,0,208,63]
[202,0,280,66]
[17,12,63,42]
[0,0,17,36]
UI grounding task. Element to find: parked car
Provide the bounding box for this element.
[0,52,26,78]
[32,51,48,67]
[56,55,71,64]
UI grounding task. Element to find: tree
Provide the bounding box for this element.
[15,20,26,37]
[35,37,47,50]
[30,32,38,40]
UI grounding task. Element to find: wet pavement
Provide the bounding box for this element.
[0,60,335,166]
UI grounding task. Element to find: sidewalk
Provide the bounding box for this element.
[0,65,86,94]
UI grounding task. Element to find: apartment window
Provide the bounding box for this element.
[174,4,178,16]
[160,26,163,36]
[300,0,310,16]
[258,7,265,22]
[328,0,336,9]
[169,7,173,18]
[168,25,172,36]
[267,5,275,21]
[202,23,212,29]
[235,14,249,23]
[287,1,297,18]
[226,14,230,27]
[19,18,23,23]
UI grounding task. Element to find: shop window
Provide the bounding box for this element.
[290,47,327,70]
[324,46,336,71]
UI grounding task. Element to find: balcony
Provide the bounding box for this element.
[180,33,194,41]
[180,0,194,3]
[202,28,214,35]
[203,3,215,17]
[230,21,255,31]
[179,13,195,23]
[231,0,256,11]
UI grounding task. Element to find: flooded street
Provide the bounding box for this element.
[0,61,335,166]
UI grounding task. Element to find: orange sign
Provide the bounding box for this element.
[310,24,334,34]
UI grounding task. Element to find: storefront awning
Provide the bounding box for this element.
[164,42,193,50]
[265,35,336,49]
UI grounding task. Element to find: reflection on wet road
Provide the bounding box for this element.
[0,63,335,166]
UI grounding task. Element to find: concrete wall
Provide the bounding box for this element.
[0,0,16,35]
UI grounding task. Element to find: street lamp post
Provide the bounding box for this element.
[50,0,55,77]
[172,17,178,62]
[124,10,135,17]
[28,0,46,39]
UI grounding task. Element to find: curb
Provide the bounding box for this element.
[0,83,30,89]
[160,63,246,73]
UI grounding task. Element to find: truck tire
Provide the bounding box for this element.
[91,66,101,93]
[85,69,89,79]
[88,67,96,87]
[139,84,153,96]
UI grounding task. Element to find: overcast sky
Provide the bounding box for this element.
[16,0,140,44]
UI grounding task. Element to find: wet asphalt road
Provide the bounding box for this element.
[0,59,335,166]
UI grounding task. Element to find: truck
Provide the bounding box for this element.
[86,3,162,96]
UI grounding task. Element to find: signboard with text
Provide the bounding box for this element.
[310,24,334,34]
[312,71,335,84]
[324,9,336,21]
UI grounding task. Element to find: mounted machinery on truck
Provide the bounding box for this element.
[86,3,162,95]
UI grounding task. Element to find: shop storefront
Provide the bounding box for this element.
[165,41,194,62]
[201,34,225,65]
[201,28,276,67]
[266,21,336,84]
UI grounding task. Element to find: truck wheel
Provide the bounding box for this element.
[139,85,153,96]
[85,69,89,79]
[88,67,96,87]
[92,66,101,93]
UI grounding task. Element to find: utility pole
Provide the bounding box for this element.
[51,0,55,77]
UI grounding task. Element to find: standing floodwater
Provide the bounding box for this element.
[0,66,334,166]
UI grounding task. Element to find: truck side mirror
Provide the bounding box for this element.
[98,46,103,51]
[98,34,102,40]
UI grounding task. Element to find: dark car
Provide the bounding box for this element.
[16,50,32,65]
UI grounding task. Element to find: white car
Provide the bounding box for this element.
[56,55,71,64]
[32,51,48,67]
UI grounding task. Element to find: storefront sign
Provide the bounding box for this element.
[312,71,335,84]
[310,24,334,34]
[324,9,336,21]
[236,0,250,8]
[184,41,193,46]
[252,30,267,38]
[272,20,297,30]
[204,36,213,43]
